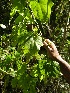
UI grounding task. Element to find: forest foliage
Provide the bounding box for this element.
[0,0,70,92]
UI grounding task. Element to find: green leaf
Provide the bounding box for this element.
[6,55,11,63]
[29,1,43,20]
[12,0,26,11]
[29,0,54,21]
[35,35,43,50]
[40,75,44,81]
[47,1,54,18]
[10,7,18,17]
[67,40,70,44]
[39,0,48,4]
[24,34,43,57]
[9,68,17,77]
[15,14,23,24]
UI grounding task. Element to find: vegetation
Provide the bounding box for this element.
[0,0,70,92]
